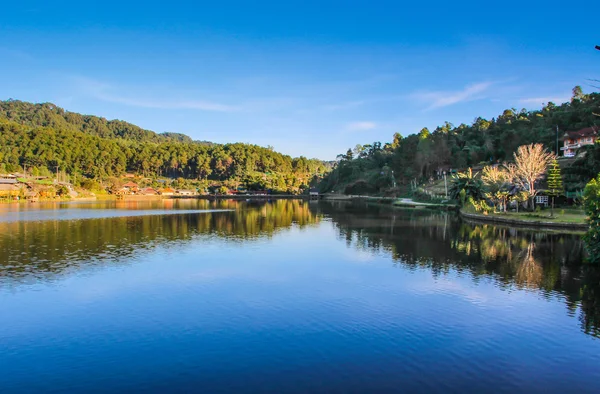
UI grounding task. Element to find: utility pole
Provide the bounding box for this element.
[556,125,559,156]
[55,165,59,183]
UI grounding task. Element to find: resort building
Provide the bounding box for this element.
[122,182,139,194]
[141,187,158,195]
[159,187,175,196]
[0,174,17,184]
[561,126,598,157]
[175,189,196,196]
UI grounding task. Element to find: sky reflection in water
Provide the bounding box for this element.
[1,200,599,393]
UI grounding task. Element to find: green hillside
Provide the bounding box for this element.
[0,100,328,193]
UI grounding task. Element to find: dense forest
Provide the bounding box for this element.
[0,100,328,193]
[2,88,599,196]
[320,87,600,195]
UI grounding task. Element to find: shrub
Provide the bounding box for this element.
[344,180,376,195]
[459,189,466,207]
[465,196,492,214]
[584,175,600,264]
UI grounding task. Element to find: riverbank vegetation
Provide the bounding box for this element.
[320,88,599,199]
[320,87,598,249]
[584,175,600,263]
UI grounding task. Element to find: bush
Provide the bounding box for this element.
[459,189,466,207]
[584,175,600,264]
[344,180,376,195]
[465,197,493,214]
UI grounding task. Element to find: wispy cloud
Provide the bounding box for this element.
[72,76,239,112]
[347,121,377,131]
[413,82,493,110]
[518,96,570,106]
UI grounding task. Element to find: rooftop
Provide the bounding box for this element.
[564,126,599,140]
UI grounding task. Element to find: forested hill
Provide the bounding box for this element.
[0,100,328,193]
[320,87,600,194]
[0,100,200,143]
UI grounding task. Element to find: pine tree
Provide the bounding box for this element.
[547,159,564,217]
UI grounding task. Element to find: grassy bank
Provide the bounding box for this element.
[321,193,458,210]
[460,206,588,230]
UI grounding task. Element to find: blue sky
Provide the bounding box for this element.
[1,1,598,159]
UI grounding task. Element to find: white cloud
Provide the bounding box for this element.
[413,82,493,110]
[71,76,239,112]
[347,121,377,131]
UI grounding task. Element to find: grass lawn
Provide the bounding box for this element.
[500,211,587,224]
[463,206,588,225]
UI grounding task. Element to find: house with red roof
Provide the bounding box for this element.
[159,187,175,196]
[141,187,158,195]
[120,181,140,195]
[561,126,598,157]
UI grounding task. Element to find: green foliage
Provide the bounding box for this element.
[321,89,600,196]
[449,168,484,201]
[547,158,564,216]
[481,165,512,212]
[459,189,467,206]
[321,141,391,195]
[344,180,376,195]
[465,196,493,214]
[584,175,600,264]
[547,159,564,197]
[563,143,600,191]
[0,100,330,194]
[56,185,70,197]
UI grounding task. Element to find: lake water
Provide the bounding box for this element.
[1,199,599,393]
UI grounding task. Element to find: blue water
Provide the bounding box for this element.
[1,200,599,393]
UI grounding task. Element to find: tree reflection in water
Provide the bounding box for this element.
[0,199,319,284]
[1,199,599,338]
[318,201,600,338]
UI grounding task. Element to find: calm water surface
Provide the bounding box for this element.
[1,199,599,393]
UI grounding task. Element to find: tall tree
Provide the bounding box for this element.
[482,165,511,212]
[392,132,402,149]
[546,158,564,217]
[513,143,555,207]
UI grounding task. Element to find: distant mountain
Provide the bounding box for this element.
[0,99,204,143]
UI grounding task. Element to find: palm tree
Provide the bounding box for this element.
[449,168,484,201]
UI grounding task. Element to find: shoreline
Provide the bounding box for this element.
[459,209,589,231]
[1,194,313,204]
[170,194,311,200]
[321,194,458,210]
